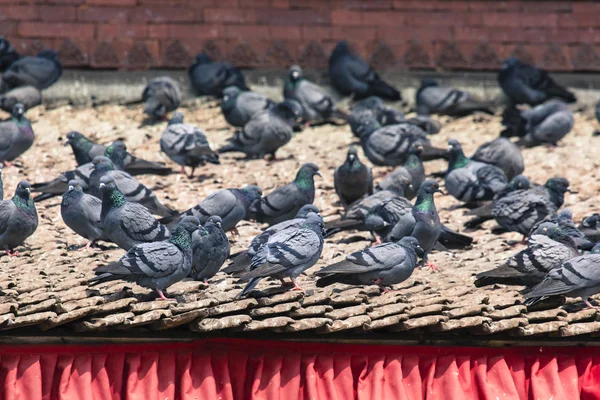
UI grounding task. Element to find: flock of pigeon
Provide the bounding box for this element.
[0,38,600,308]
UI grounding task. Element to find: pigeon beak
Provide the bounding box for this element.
[99,182,106,188]
[567,189,578,194]
[216,222,221,228]
[315,172,322,177]
[25,187,30,194]
[292,71,299,79]
[436,188,446,195]
[348,154,356,162]
[68,185,74,191]
[64,139,70,146]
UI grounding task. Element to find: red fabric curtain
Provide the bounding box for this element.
[1,339,600,400]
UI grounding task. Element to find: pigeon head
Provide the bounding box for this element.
[295,163,321,187]
[64,131,85,147]
[37,49,58,60]
[276,99,304,125]
[399,236,425,257]
[99,175,125,209]
[358,96,384,110]
[414,180,443,213]
[510,175,530,190]
[558,209,573,221]
[168,111,185,125]
[364,213,389,232]
[418,180,444,196]
[11,103,25,119]
[502,57,519,69]
[303,212,325,235]
[67,180,83,193]
[544,177,570,208]
[222,86,242,102]
[14,180,31,199]
[592,243,600,254]
[356,118,381,139]
[205,215,223,229]
[420,79,439,89]
[405,144,424,167]
[13,180,34,212]
[386,176,411,197]
[194,52,212,64]
[288,65,303,82]
[177,216,201,234]
[295,204,319,218]
[533,222,576,248]
[582,214,600,229]
[170,216,201,250]
[241,185,263,203]
[331,41,350,59]
[447,139,469,170]
[104,141,127,169]
[92,156,115,172]
[345,146,360,165]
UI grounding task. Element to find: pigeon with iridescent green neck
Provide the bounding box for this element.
[0,180,37,256]
[376,144,424,200]
[334,147,372,207]
[0,103,34,167]
[248,163,320,226]
[191,216,230,283]
[89,216,199,301]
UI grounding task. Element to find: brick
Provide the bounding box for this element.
[519,13,557,28]
[239,0,269,6]
[331,26,377,41]
[289,0,330,8]
[47,0,84,3]
[78,6,129,22]
[130,6,201,23]
[301,25,331,40]
[468,1,521,12]
[86,0,136,5]
[204,8,256,24]
[271,0,289,8]
[482,13,521,28]
[148,24,221,40]
[572,3,600,14]
[38,5,77,22]
[403,12,464,27]
[344,0,393,9]
[19,22,95,38]
[222,24,270,39]
[362,11,404,26]
[520,1,571,12]
[394,0,468,11]
[0,6,39,21]
[558,13,600,28]
[269,25,301,40]
[331,10,362,26]
[0,21,17,36]
[96,24,147,40]
[256,8,330,25]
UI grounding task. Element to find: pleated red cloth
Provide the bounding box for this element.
[1,339,600,400]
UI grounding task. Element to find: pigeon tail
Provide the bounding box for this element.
[237,277,261,298]
[221,252,252,275]
[370,78,401,101]
[420,145,449,161]
[438,225,473,249]
[475,265,541,288]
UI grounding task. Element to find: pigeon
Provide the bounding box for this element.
[0,86,41,113]
[348,96,404,138]
[328,41,401,101]
[89,156,175,217]
[190,215,230,283]
[445,139,508,204]
[248,163,320,226]
[237,212,325,297]
[0,38,19,72]
[530,209,595,251]
[221,86,274,128]
[218,100,301,159]
[501,101,574,146]
[579,214,600,243]
[315,236,423,291]
[0,103,34,167]
[99,175,170,251]
[160,112,220,177]
[188,52,248,97]
[596,100,600,127]
[142,76,181,119]
[376,144,425,200]
[416,79,493,116]
[61,180,109,251]
[498,57,576,106]
[64,131,171,175]
[0,167,3,200]
[162,185,262,233]
[283,65,347,124]
[470,137,524,181]
[475,222,579,287]
[0,180,37,256]
[524,253,600,308]
[89,216,199,301]
[334,147,372,207]
[1,49,62,91]
[223,204,319,276]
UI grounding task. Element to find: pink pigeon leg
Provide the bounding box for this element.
[156,289,176,302]
[290,278,306,294]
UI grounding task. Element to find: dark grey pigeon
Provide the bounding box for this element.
[498,57,576,106]
[221,86,274,128]
[160,112,219,177]
[0,103,34,167]
[349,96,404,138]
[328,41,401,101]
[142,76,181,119]
[283,65,347,124]
[0,38,19,73]
[579,214,600,244]
[404,115,443,135]
[416,79,493,117]
[524,253,600,308]
[445,139,508,204]
[248,163,320,226]
[470,137,524,181]
[237,212,325,297]
[162,185,262,233]
[475,222,579,288]
[219,100,301,159]
[501,100,574,146]
[315,236,423,291]
[2,49,62,91]
[334,147,372,207]
[191,215,230,283]
[0,180,37,256]
[224,204,319,276]
[376,144,425,200]
[188,53,248,97]
[0,86,41,113]
[89,156,176,217]
[99,175,170,251]
[89,216,199,301]
[61,180,109,251]
[529,209,595,251]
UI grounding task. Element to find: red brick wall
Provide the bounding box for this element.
[2,0,599,71]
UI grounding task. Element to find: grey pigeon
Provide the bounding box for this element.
[595,100,600,127]
[530,209,595,251]
[328,41,400,101]
[0,86,41,113]
[99,175,170,251]
[501,100,574,146]
[219,100,301,159]
[475,222,579,287]
[142,76,181,119]
[89,156,176,217]
[315,236,423,291]
[191,215,230,283]
[1,49,62,91]
[89,216,199,301]
[524,253,600,308]
[188,53,248,97]
[221,86,274,128]
[498,57,576,106]
[160,112,219,177]
[0,103,34,167]
[579,214,600,244]
[283,65,347,124]
[224,204,319,276]
[61,180,109,251]
[416,79,493,117]
[0,38,19,72]
[334,147,372,207]
[445,139,508,204]
[470,137,524,181]
[349,96,404,138]
[0,180,37,256]
[237,212,325,297]
[162,185,262,233]
[376,144,424,200]
[248,163,320,226]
